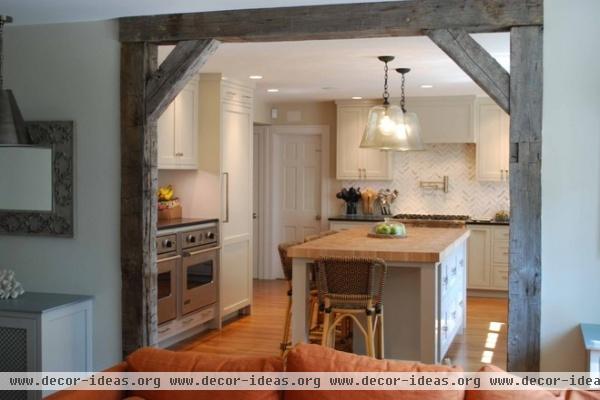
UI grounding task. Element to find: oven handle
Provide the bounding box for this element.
[157,255,181,263]
[183,246,221,257]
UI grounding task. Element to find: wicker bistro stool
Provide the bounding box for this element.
[316,256,387,359]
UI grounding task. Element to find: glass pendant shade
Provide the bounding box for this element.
[360,105,424,151]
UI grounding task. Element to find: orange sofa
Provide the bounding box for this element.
[47,344,599,400]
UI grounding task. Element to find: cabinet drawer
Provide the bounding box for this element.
[493,227,510,241]
[491,266,509,290]
[492,240,509,264]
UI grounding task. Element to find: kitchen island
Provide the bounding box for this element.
[288,226,470,364]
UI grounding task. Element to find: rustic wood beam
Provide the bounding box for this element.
[507,25,543,372]
[427,28,510,113]
[146,39,219,121]
[119,0,543,43]
[121,42,159,356]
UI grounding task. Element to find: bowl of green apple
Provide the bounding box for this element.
[368,220,407,239]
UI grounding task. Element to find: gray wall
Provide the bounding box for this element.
[540,0,600,371]
[2,20,121,370]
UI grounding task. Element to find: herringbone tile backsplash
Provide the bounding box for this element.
[336,144,509,219]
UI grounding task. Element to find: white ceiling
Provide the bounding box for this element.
[3,0,399,26]
[193,33,509,102]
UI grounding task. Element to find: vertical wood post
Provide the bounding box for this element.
[507,26,543,372]
[120,42,159,356]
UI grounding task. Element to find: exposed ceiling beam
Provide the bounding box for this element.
[427,28,510,113]
[119,0,543,43]
[145,39,220,121]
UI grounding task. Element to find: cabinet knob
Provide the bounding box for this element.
[175,152,184,156]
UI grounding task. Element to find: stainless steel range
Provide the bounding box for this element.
[156,219,219,346]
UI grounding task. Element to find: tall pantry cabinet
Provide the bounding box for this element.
[198,74,254,318]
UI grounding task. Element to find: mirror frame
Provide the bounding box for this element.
[0,121,74,237]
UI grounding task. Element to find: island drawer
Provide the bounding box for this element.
[493,227,510,241]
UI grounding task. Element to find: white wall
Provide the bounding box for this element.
[541,0,600,371]
[1,20,121,370]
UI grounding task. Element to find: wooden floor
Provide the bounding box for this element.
[176,279,507,371]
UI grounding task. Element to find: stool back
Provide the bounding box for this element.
[277,242,298,281]
[316,257,387,309]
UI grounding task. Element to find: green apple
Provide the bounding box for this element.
[376,224,391,235]
[389,225,399,235]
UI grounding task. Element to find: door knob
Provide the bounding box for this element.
[252,212,258,219]
[315,215,321,221]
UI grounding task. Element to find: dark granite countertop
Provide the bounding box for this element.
[0,292,93,314]
[328,215,509,225]
[158,217,219,230]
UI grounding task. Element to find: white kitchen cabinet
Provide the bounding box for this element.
[0,293,93,399]
[475,98,510,182]
[466,224,509,291]
[198,74,254,318]
[408,96,475,143]
[158,76,199,170]
[335,102,392,180]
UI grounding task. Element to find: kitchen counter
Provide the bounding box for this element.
[0,292,93,314]
[158,217,219,230]
[288,226,469,363]
[328,215,509,225]
[289,225,469,263]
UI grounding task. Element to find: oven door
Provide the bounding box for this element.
[181,247,218,315]
[157,254,180,325]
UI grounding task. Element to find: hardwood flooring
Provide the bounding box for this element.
[176,279,507,371]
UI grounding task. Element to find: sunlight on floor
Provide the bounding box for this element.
[480,321,505,363]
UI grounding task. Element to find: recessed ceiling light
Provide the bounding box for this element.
[249,75,263,80]
[420,84,433,88]
[267,88,279,93]
[352,96,363,100]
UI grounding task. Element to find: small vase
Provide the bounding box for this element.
[346,202,358,215]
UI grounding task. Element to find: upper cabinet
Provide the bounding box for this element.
[158,76,200,170]
[409,96,475,143]
[475,98,510,182]
[336,102,392,180]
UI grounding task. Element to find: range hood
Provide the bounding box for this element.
[0,15,30,145]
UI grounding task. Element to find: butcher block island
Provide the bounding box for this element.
[288,226,470,364]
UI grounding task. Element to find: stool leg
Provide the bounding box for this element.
[376,313,385,359]
[321,311,332,347]
[365,314,375,358]
[280,294,292,355]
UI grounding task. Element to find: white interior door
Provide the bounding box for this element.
[277,134,322,245]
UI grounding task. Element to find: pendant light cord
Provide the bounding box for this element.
[382,61,390,105]
[400,72,406,113]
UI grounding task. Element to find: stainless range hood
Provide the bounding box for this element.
[0,15,30,145]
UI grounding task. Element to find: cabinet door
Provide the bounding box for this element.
[476,100,509,181]
[220,102,253,316]
[359,107,392,180]
[157,102,177,169]
[336,107,363,180]
[409,96,475,143]
[467,227,491,289]
[174,80,199,169]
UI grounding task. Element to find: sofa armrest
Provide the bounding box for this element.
[44,361,129,400]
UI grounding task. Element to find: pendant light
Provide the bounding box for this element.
[359,56,424,151]
[0,16,30,145]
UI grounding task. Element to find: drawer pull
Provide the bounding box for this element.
[443,277,448,286]
[451,266,457,275]
[184,299,191,305]
[181,318,194,325]
[158,327,170,334]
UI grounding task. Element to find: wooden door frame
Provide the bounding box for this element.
[119,0,543,371]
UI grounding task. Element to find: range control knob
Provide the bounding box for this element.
[186,234,197,243]
[205,231,215,240]
[162,239,173,248]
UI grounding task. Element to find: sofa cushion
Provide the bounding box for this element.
[285,343,464,400]
[465,365,600,400]
[127,347,283,400]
